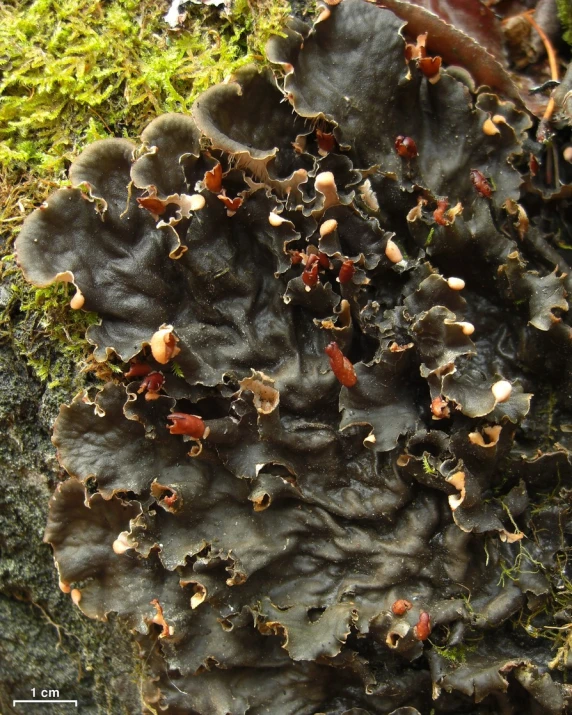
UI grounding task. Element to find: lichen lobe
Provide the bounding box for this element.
[16,0,572,712]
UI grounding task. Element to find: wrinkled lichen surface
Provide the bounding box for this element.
[1,0,290,711]
[14,0,572,712]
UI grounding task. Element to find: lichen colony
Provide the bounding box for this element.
[15,0,572,712]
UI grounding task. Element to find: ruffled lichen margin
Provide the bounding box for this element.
[5,0,572,713]
[0,0,290,711]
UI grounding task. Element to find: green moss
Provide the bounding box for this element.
[171,361,185,379]
[432,641,479,665]
[1,255,102,390]
[422,453,437,475]
[0,0,290,178]
[497,542,544,588]
[499,515,572,669]
[556,0,572,48]
[0,0,291,389]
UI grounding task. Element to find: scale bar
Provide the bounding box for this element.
[13,701,78,705]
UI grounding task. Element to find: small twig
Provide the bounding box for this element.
[524,9,560,125]
[88,106,113,135]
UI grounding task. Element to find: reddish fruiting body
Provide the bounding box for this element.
[290,250,303,265]
[137,196,166,216]
[317,252,330,269]
[338,260,355,284]
[325,342,358,387]
[391,599,413,616]
[163,491,178,508]
[395,136,418,160]
[125,362,152,379]
[431,396,450,419]
[405,33,427,61]
[414,611,431,640]
[138,372,165,397]
[302,254,320,288]
[303,262,319,287]
[418,56,441,80]
[529,153,539,176]
[167,413,206,439]
[433,199,449,226]
[204,163,223,193]
[218,195,243,212]
[470,169,492,198]
[316,129,336,154]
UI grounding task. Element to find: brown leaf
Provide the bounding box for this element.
[401,0,505,61]
[374,0,525,109]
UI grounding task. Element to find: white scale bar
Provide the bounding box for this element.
[13,701,78,705]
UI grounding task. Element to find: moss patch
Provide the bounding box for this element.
[0,0,291,176]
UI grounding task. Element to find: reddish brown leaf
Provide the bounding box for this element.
[375,0,525,109]
[399,0,504,61]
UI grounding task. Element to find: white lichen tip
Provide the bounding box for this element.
[188,194,206,211]
[458,321,475,336]
[150,324,181,364]
[112,532,133,555]
[315,171,340,209]
[69,287,85,310]
[386,621,410,648]
[191,585,207,609]
[483,117,500,136]
[239,371,280,415]
[469,425,502,448]
[319,218,338,237]
[385,238,403,264]
[499,529,524,543]
[447,277,465,291]
[268,212,286,227]
[316,5,331,23]
[446,470,466,510]
[315,171,336,191]
[359,178,379,211]
[492,379,512,403]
